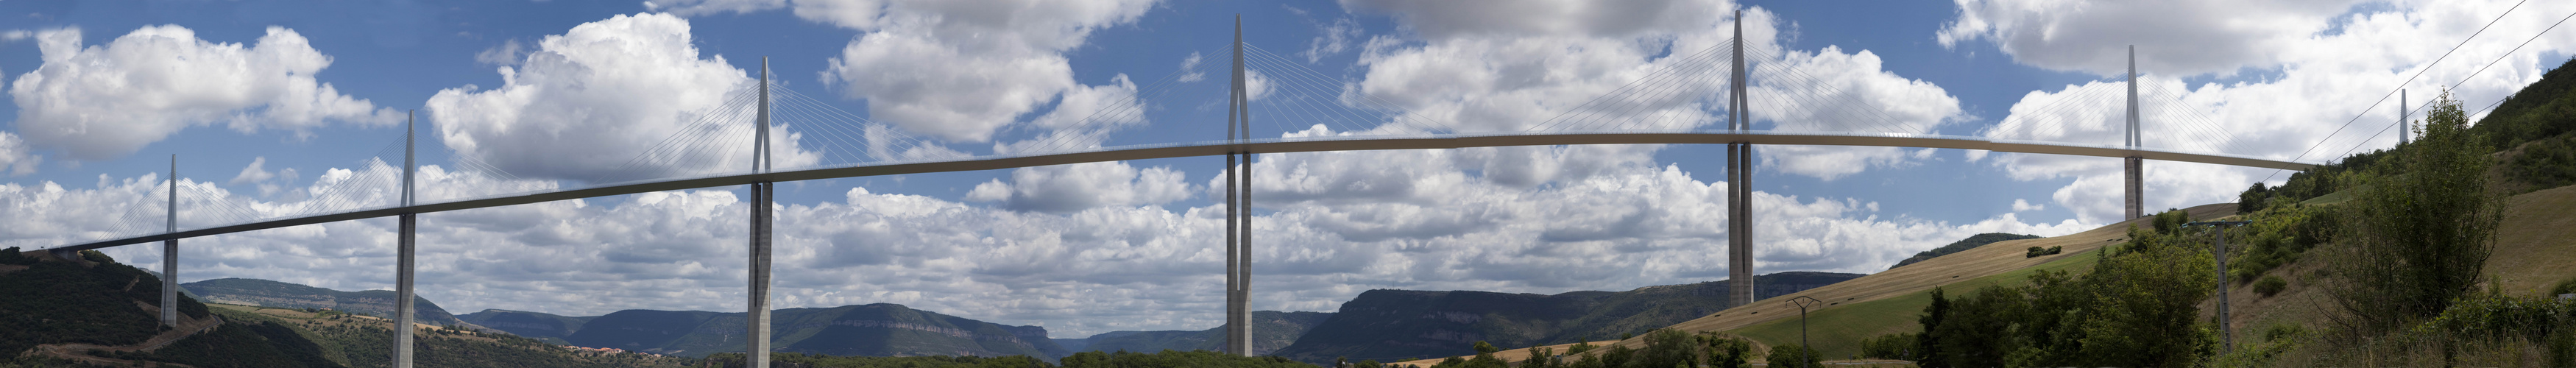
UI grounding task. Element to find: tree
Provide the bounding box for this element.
[1764,344,1819,368]
[2238,183,2273,213]
[2328,90,2505,335]
[1915,288,1950,368]
[1698,333,1753,368]
[2074,224,2217,368]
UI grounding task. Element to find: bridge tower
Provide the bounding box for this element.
[1727,10,1757,307]
[395,110,419,367]
[2124,46,2143,220]
[1224,15,1256,357]
[747,57,778,368]
[163,155,179,328]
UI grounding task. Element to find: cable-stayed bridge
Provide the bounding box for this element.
[32,15,2319,367]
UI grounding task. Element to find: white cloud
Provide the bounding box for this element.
[0,132,39,177]
[8,25,400,160]
[806,0,1158,143]
[228,157,299,197]
[965,161,1190,213]
[425,13,821,183]
[230,157,277,185]
[1342,0,1734,40]
[2011,198,2044,212]
[1970,0,2576,223]
[1936,0,2371,76]
[645,0,787,15]
[1301,16,1363,63]
[473,39,526,66]
[1178,52,1206,82]
[1348,2,1964,180]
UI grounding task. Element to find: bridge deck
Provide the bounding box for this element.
[43,130,2314,252]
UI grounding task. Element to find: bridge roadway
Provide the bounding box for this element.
[43,130,2315,252]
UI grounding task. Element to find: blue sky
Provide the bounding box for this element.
[1,0,2570,338]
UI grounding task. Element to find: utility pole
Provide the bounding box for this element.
[2187,220,2250,355]
[394,110,418,368]
[746,57,776,368]
[163,155,178,328]
[2400,89,2410,147]
[1727,9,1758,308]
[1788,295,1822,368]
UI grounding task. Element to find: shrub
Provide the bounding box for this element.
[1860,333,1917,360]
[1765,344,1819,368]
[2255,276,2288,297]
[2024,246,2062,258]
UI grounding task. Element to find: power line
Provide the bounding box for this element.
[2261,0,2530,183]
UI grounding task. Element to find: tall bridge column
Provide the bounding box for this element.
[1222,15,1256,357]
[394,110,419,367]
[163,155,179,328]
[2123,46,2143,219]
[1725,10,1757,307]
[746,57,776,368]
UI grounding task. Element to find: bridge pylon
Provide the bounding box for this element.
[1726,10,1757,308]
[163,155,179,329]
[1223,15,1256,357]
[395,110,419,367]
[746,57,777,368]
[2124,46,2143,220]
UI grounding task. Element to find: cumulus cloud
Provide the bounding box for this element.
[966,161,1190,213]
[8,25,400,160]
[1967,0,2576,223]
[2011,199,2045,212]
[1348,1,1964,180]
[425,13,820,183]
[1342,0,1733,40]
[472,39,526,66]
[1936,0,2371,76]
[0,132,40,176]
[793,0,1158,143]
[228,157,300,197]
[1301,16,1364,63]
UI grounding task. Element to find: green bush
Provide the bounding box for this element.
[1764,344,1819,368]
[1859,333,1917,360]
[2255,276,2289,297]
[2505,133,2576,191]
[2023,246,2063,258]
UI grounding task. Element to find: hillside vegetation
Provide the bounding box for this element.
[457,308,595,344]
[1062,311,1332,355]
[1274,272,1860,364]
[1,247,693,367]
[565,303,1070,358]
[185,277,467,327]
[1886,233,2039,269]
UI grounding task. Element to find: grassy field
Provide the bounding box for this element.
[1461,204,2237,364]
[1450,185,2576,364]
[1724,247,2103,359]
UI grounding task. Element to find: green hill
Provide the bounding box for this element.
[183,277,466,327]
[1271,272,1861,364]
[1062,311,1334,355]
[0,247,692,367]
[563,303,1071,359]
[458,308,595,344]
